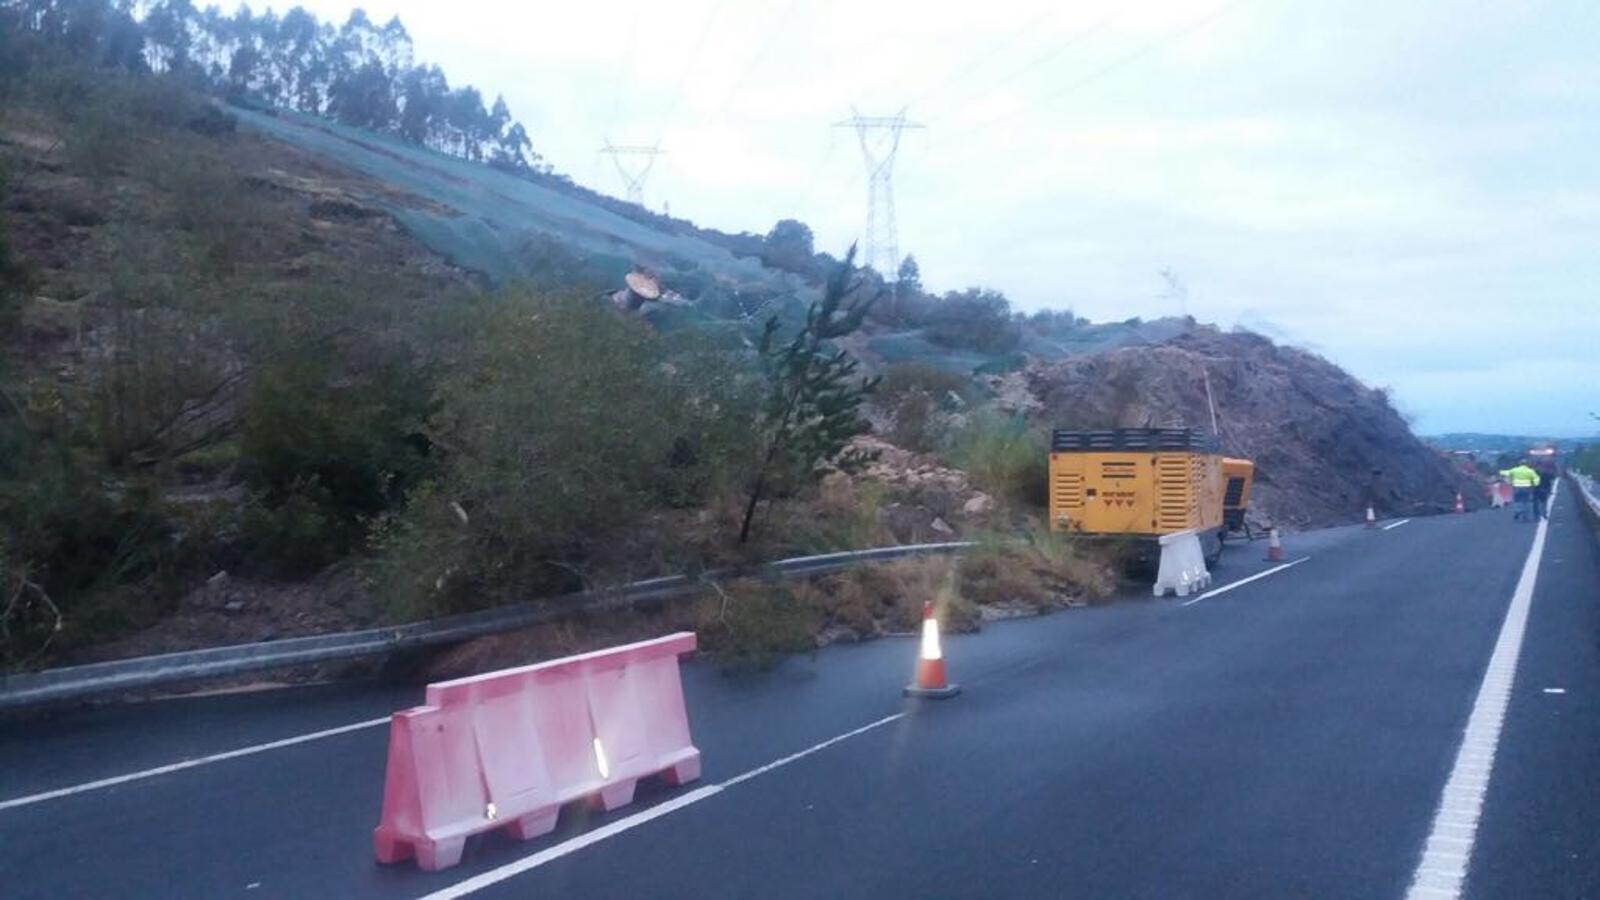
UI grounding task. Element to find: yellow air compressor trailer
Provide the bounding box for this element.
[1048,428,1255,563]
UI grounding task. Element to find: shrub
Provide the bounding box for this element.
[877,363,971,452]
[0,433,186,667]
[920,288,1022,353]
[372,289,760,617]
[944,412,1049,509]
[877,362,971,402]
[696,579,819,672]
[237,480,344,577]
[957,532,1114,611]
[697,556,976,669]
[237,351,436,570]
[739,247,879,543]
[787,476,893,554]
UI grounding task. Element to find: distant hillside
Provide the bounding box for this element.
[1424,433,1589,454]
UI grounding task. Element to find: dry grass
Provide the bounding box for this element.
[417,534,1116,679]
[958,532,1117,612]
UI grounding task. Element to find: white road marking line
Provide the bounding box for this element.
[420,712,908,899]
[1542,688,1566,695]
[1179,557,1311,607]
[1404,484,1556,899]
[1383,518,1412,531]
[0,716,391,813]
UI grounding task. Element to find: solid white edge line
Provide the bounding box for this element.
[1179,556,1311,607]
[419,712,908,900]
[1383,518,1413,531]
[0,716,391,812]
[1404,483,1557,899]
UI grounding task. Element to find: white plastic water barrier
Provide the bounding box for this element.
[1153,529,1212,598]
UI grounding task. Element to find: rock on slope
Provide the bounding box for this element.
[1006,326,1479,529]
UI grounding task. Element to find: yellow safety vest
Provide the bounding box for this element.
[1506,465,1540,488]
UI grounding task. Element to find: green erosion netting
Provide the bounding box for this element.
[232,107,1197,370]
[232,106,800,292]
[868,319,1199,376]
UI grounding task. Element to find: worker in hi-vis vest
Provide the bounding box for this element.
[1500,461,1541,522]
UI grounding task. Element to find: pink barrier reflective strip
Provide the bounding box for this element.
[374,632,700,871]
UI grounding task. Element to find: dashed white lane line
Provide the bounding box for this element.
[1383,518,1413,531]
[0,716,391,813]
[418,712,907,900]
[1404,484,1556,899]
[1179,557,1311,607]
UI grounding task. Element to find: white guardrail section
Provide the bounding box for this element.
[1575,473,1600,517]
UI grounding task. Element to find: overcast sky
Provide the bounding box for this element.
[273,0,1598,437]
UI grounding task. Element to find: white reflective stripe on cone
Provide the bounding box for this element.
[920,615,942,661]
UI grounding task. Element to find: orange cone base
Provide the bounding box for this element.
[905,682,962,698]
[905,657,960,698]
[1265,548,1284,561]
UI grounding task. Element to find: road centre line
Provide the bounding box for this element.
[419,712,908,900]
[1404,483,1556,899]
[1179,557,1311,607]
[0,716,391,813]
[1383,518,1413,531]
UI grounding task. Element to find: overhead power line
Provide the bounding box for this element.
[602,0,645,141]
[905,5,1062,110]
[933,0,1251,154]
[920,8,1122,122]
[709,0,808,118]
[654,0,728,139]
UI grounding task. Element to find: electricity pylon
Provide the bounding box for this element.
[600,141,665,206]
[834,107,923,275]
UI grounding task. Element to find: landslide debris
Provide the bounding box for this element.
[1004,326,1479,529]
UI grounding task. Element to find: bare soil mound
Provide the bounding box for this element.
[1010,326,1479,529]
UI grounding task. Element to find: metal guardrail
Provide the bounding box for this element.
[1571,473,1600,521]
[1574,474,1599,507]
[0,542,974,710]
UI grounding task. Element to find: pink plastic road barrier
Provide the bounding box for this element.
[373,632,701,871]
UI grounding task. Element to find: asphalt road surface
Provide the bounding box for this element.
[2,491,1597,899]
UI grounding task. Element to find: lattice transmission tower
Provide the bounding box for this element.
[834,108,923,275]
[600,141,666,206]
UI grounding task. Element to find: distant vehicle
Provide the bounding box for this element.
[1047,428,1255,564]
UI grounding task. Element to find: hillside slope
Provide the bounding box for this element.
[1003,327,1480,528]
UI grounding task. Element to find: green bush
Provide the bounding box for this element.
[371,289,760,617]
[944,412,1049,509]
[877,363,972,452]
[920,288,1022,353]
[239,352,434,527]
[237,481,343,577]
[697,579,819,672]
[0,432,186,667]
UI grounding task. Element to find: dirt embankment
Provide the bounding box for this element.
[1003,326,1480,529]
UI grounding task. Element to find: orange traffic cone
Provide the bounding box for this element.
[904,601,960,698]
[1265,527,1284,561]
[1365,506,1377,529]
[1454,492,1465,514]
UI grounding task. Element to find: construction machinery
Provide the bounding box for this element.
[1048,428,1255,563]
